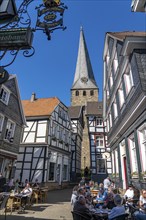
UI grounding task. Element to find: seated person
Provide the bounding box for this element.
[124,184,134,204]
[85,191,94,210]
[71,185,78,209]
[20,183,33,209]
[32,179,40,188]
[95,187,108,208]
[77,187,86,198]
[73,195,92,218]
[134,189,146,220]
[108,194,125,220]
[139,189,146,208]
[106,187,116,209]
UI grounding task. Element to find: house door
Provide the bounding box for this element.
[123,157,128,189]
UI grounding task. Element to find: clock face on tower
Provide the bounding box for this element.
[81,77,88,83]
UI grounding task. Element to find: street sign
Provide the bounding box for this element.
[0,67,9,84]
[0,28,33,50]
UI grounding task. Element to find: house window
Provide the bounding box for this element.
[75,91,79,96]
[52,123,58,138]
[5,120,15,142]
[109,74,113,89]
[63,165,68,181]
[96,119,103,126]
[90,90,94,96]
[59,127,63,141]
[0,86,10,105]
[113,99,118,119]
[137,123,146,172]
[128,134,138,173]
[112,51,118,76]
[49,162,55,181]
[109,112,112,128]
[124,65,133,96]
[96,136,104,147]
[0,114,4,132]
[83,91,86,96]
[118,83,125,108]
[97,157,106,173]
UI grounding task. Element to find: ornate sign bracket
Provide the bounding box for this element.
[0,0,67,68]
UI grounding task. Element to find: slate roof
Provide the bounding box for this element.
[134,50,146,91]
[72,27,98,90]
[86,101,103,116]
[68,106,82,119]
[22,97,60,117]
[108,32,146,41]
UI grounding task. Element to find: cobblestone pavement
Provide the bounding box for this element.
[2,187,73,220]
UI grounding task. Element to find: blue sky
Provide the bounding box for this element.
[2,0,146,106]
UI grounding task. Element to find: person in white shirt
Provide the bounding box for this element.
[139,189,146,207]
[20,183,32,209]
[124,185,134,201]
[103,176,111,191]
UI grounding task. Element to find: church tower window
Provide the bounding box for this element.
[90,90,94,96]
[83,91,86,96]
[76,91,79,96]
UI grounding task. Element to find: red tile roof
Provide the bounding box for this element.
[22,97,60,117]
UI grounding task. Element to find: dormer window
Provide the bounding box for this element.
[0,85,10,105]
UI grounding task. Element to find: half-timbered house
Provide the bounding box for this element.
[103,32,146,189]
[68,105,83,182]
[0,75,26,180]
[15,94,72,189]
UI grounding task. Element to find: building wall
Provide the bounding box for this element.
[103,33,146,189]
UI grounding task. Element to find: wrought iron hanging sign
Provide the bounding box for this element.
[0,0,67,73]
[36,0,67,40]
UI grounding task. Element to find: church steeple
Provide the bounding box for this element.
[72,27,98,90]
[71,27,99,106]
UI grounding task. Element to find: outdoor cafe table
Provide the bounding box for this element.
[90,208,110,220]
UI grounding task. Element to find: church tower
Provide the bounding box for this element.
[71,27,99,170]
[71,27,99,106]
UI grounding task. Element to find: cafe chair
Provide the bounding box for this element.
[71,211,92,220]
[0,195,10,220]
[110,213,129,220]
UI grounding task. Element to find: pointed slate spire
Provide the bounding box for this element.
[72,27,98,89]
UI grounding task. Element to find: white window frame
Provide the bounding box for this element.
[118,83,125,108]
[0,85,10,105]
[5,119,15,142]
[128,134,138,173]
[0,114,4,133]
[113,99,118,119]
[137,123,146,172]
[112,50,118,76]
[124,65,134,96]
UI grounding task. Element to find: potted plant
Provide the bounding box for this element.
[140,171,146,181]
[131,171,138,179]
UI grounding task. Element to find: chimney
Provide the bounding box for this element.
[30,93,36,102]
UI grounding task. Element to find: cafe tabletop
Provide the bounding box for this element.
[91,209,110,220]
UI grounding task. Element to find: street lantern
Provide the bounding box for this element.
[0,0,17,24]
